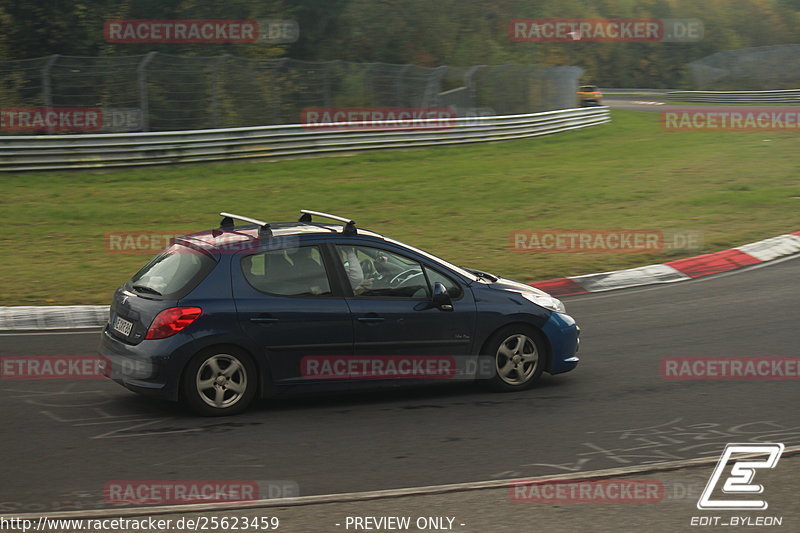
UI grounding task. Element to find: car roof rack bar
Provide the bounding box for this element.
[219,212,272,238]
[298,209,357,235]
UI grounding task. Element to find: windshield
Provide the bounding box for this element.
[382,237,479,282]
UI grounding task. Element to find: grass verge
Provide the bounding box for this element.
[0,109,797,305]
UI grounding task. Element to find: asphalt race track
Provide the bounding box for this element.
[1,255,798,515]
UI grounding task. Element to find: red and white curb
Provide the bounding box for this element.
[531,231,800,297]
[0,305,108,331]
[0,232,798,330]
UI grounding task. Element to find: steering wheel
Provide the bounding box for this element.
[390,269,422,286]
[360,259,377,278]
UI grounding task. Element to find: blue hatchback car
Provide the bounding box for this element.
[100,210,580,415]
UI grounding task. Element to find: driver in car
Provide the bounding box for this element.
[342,247,375,295]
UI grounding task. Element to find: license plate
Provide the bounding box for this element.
[113,316,133,336]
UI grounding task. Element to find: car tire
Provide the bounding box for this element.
[181,347,257,416]
[484,325,546,392]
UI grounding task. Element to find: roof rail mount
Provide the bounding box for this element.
[299,209,357,235]
[218,212,272,238]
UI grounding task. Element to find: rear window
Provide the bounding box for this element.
[128,244,216,299]
[579,86,598,92]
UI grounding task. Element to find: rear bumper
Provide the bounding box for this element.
[542,312,580,374]
[98,326,183,401]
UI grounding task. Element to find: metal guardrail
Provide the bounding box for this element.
[601,88,671,96]
[0,107,610,172]
[602,88,800,103]
[665,89,800,103]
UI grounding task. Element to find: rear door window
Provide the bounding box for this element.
[241,245,332,297]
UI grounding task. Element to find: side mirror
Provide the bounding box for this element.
[432,282,453,311]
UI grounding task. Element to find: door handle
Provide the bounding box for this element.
[357,316,385,323]
[250,315,279,324]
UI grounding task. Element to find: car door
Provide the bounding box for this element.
[232,242,353,383]
[333,244,477,365]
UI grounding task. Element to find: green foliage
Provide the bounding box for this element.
[0,0,797,87]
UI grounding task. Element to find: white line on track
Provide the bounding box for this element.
[9,445,800,520]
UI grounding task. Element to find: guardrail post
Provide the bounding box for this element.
[137,52,157,132]
[272,57,288,124]
[421,66,447,107]
[361,62,377,105]
[395,64,412,107]
[464,65,484,112]
[41,54,60,134]
[524,66,538,112]
[491,65,513,113]
[211,54,230,128]
[322,60,339,107]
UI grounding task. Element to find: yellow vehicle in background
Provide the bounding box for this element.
[577,85,602,107]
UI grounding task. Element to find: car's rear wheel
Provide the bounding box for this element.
[181,347,257,416]
[485,325,545,392]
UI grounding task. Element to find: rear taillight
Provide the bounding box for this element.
[145,307,202,340]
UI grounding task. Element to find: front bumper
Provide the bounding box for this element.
[542,312,580,374]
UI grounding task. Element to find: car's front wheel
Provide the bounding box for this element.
[485,326,546,392]
[181,347,257,416]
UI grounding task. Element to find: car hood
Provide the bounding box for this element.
[483,275,553,297]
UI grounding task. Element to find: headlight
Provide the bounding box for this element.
[519,292,566,313]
